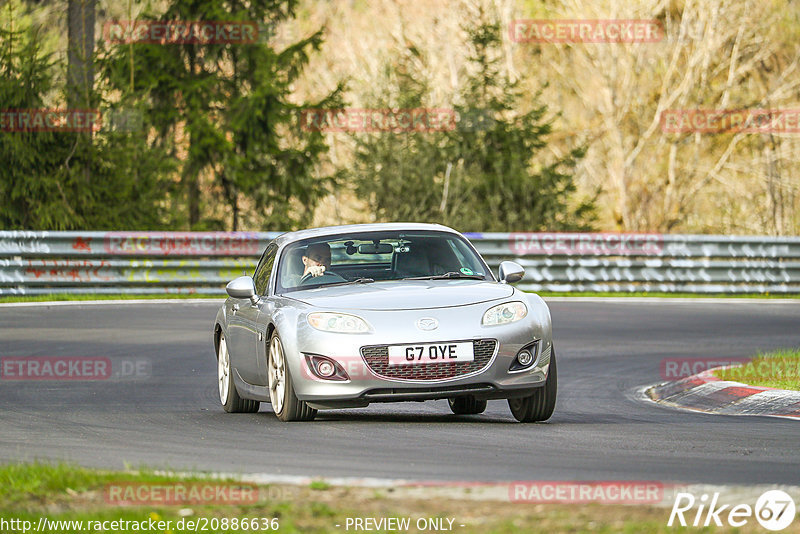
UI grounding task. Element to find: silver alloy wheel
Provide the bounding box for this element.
[218,334,230,404]
[269,335,286,414]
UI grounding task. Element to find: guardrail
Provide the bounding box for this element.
[1,231,799,295]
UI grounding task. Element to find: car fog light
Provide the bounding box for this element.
[304,354,349,381]
[509,341,541,372]
[317,360,336,377]
[517,350,533,366]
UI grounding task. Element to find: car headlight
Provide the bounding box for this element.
[307,312,370,333]
[482,301,528,326]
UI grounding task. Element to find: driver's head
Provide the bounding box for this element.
[302,242,331,270]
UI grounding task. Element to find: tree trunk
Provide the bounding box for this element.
[67,0,95,108]
[67,0,95,185]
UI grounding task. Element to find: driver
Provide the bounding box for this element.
[302,242,332,279]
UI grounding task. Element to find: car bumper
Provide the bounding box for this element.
[288,312,552,409]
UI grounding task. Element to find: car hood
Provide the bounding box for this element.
[286,280,515,311]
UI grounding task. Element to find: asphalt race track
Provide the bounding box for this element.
[1,299,799,485]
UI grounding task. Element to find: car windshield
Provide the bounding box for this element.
[276,231,492,293]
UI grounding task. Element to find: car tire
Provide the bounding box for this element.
[508,346,557,422]
[218,332,260,413]
[448,396,487,415]
[268,331,317,422]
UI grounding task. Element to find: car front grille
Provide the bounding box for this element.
[360,339,497,381]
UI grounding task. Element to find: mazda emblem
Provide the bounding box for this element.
[416,317,439,330]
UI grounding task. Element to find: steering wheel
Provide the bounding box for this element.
[299,271,344,285]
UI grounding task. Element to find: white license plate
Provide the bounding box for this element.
[387,342,474,366]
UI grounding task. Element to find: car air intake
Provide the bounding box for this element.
[360,339,496,381]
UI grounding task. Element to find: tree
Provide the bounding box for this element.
[0,0,172,230]
[99,0,343,231]
[441,4,595,232]
[352,47,450,223]
[535,0,800,234]
[351,4,595,232]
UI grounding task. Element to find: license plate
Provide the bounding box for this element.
[387,342,474,366]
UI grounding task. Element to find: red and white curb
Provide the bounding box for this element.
[645,368,800,419]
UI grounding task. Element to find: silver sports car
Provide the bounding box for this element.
[213,223,556,422]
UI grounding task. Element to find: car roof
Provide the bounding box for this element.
[273,223,460,247]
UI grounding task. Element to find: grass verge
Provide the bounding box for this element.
[0,461,733,534]
[713,347,800,390]
[0,293,221,304]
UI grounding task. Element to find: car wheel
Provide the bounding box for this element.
[218,333,260,413]
[448,396,487,415]
[508,346,557,422]
[268,331,317,422]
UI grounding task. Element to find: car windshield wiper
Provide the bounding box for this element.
[402,272,485,280]
[324,277,376,287]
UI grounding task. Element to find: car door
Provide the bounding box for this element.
[250,243,279,385]
[227,243,277,386]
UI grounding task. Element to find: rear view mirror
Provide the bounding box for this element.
[358,243,393,254]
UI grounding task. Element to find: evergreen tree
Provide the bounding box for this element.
[0,0,171,230]
[351,6,595,232]
[442,5,595,231]
[99,0,342,231]
[352,48,448,222]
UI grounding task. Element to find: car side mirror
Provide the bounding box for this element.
[226,276,259,305]
[498,261,525,284]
